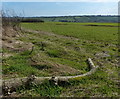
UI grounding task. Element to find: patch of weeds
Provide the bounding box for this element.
[16,80,63,97]
[32,41,39,45]
[2,54,30,75]
[2,50,49,77]
[69,77,90,86]
[2,48,12,53]
[0,48,3,53]
[36,80,63,97]
[32,41,47,51]
[83,43,100,53]
[40,42,47,51]
[47,49,61,58]
[95,85,118,96]
[20,50,32,56]
[65,41,73,45]
[31,64,52,70]
[51,57,88,73]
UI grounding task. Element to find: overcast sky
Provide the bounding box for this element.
[2,1,118,17]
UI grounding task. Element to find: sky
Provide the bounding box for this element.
[2,1,119,17]
[1,0,119,2]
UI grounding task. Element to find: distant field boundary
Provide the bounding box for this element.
[2,58,98,96]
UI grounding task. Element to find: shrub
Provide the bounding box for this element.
[1,9,23,29]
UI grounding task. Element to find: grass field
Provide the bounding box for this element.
[2,22,119,97]
[21,22,118,43]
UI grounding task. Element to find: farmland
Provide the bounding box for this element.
[2,22,119,97]
[22,22,118,42]
[24,15,118,23]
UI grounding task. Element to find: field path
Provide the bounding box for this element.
[21,28,79,41]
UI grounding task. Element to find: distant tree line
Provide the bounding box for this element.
[37,15,119,23]
[21,18,44,23]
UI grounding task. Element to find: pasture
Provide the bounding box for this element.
[2,22,118,97]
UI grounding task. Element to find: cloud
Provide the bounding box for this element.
[2,0,119,2]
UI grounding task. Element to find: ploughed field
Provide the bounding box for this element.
[2,22,119,97]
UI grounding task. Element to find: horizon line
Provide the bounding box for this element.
[27,15,119,17]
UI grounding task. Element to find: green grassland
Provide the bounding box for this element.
[22,22,118,43]
[2,22,119,97]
